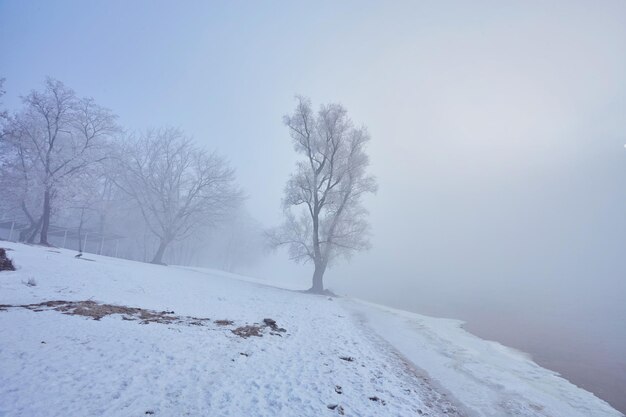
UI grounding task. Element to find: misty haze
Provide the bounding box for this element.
[0,1,625,416]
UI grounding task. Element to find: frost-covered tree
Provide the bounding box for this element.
[0,132,45,241]
[0,78,21,222]
[0,78,8,128]
[56,162,111,252]
[116,128,242,264]
[269,97,377,293]
[3,78,118,244]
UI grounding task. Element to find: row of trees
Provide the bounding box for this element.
[0,78,244,265]
[1,79,377,291]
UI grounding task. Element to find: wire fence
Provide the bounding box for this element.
[0,219,124,257]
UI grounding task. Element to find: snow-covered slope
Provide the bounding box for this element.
[0,242,621,417]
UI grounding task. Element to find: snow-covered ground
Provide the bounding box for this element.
[0,242,621,417]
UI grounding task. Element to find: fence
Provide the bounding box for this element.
[0,220,124,257]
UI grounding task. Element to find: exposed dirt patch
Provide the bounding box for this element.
[339,356,355,362]
[0,248,15,271]
[231,318,288,339]
[1,300,289,342]
[263,318,286,333]
[15,300,180,324]
[232,325,263,338]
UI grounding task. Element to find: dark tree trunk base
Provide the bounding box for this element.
[310,262,327,294]
[151,238,170,265]
[39,189,52,245]
[303,287,337,297]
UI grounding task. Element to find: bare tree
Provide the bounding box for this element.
[0,153,44,242]
[4,78,118,244]
[116,128,242,264]
[0,78,8,128]
[1,116,45,242]
[269,96,377,293]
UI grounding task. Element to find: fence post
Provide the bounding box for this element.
[83,233,88,253]
[8,221,15,241]
[99,236,105,255]
[62,230,68,248]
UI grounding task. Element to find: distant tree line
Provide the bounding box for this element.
[0,77,252,267]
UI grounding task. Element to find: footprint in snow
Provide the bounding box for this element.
[327,404,345,415]
[368,396,386,405]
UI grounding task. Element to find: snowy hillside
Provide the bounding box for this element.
[0,243,621,417]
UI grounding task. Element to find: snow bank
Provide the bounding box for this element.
[0,242,621,417]
[342,299,622,417]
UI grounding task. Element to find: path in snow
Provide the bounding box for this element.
[342,299,623,417]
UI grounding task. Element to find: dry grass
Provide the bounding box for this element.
[231,318,287,338]
[17,300,179,323]
[232,325,263,338]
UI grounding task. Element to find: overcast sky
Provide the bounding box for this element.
[2,0,625,326]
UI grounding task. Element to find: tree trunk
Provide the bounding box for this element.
[39,189,51,245]
[310,206,326,293]
[20,201,41,243]
[26,217,43,243]
[309,261,327,293]
[77,208,86,253]
[151,238,170,265]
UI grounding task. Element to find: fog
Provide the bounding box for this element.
[1,0,625,412]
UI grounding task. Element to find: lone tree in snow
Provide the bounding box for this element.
[116,128,242,264]
[269,97,377,293]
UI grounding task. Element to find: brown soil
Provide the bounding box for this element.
[16,300,180,324]
[231,318,288,338]
[232,325,263,338]
[0,300,288,340]
[263,318,286,333]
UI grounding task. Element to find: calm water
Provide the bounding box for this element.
[335,273,626,414]
[341,273,626,414]
[433,307,626,414]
